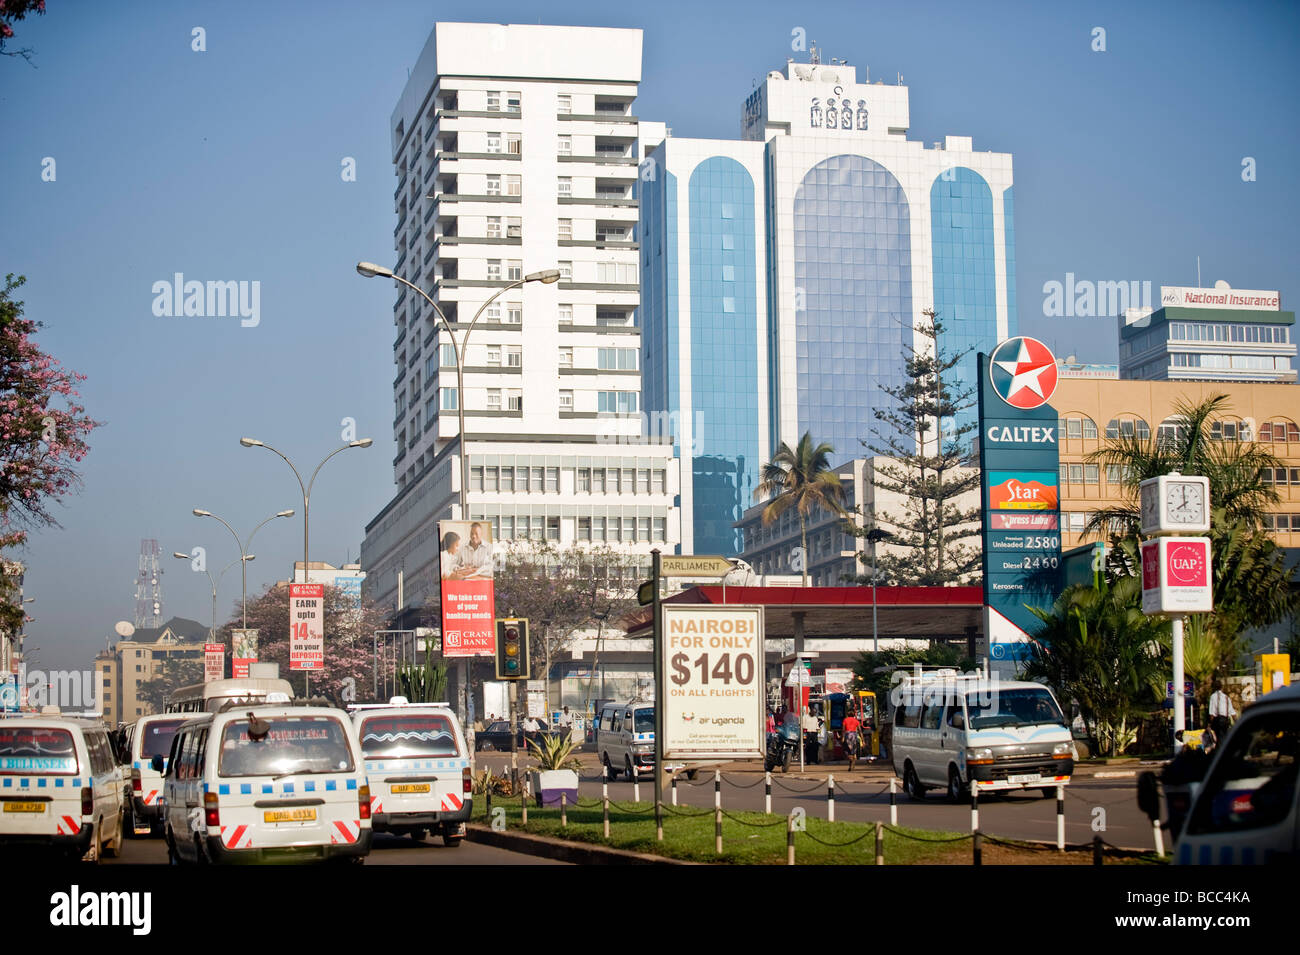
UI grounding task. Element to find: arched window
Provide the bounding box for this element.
[1105,415,1151,440]
[1210,418,1252,442]
[1058,415,1099,441]
[1157,416,1187,446]
[1259,419,1300,444]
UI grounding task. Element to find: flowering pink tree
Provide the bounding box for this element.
[0,1,47,62]
[0,274,99,633]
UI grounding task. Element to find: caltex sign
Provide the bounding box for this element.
[1141,537,1213,614]
[989,336,1060,410]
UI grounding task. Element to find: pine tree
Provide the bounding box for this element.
[857,308,981,586]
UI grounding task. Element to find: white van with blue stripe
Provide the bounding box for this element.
[0,713,124,862]
[160,701,372,864]
[121,714,190,836]
[350,698,472,847]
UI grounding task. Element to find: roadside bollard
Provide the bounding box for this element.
[485,784,492,820]
[874,821,884,865]
[827,774,835,822]
[671,773,678,806]
[1152,814,1165,857]
[889,776,898,826]
[632,764,640,803]
[1056,785,1065,852]
[715,805,723,855]
[765,771,772,815]
[714,769,722,812]
[1093,835,1104,866]
[603,778,610,840]
[786,812,795,865]
[970,785,979,832]
[521,775,529,825]
[973,829,982,866]
[561,792,567,829]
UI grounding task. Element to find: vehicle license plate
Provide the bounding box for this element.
[263,808,316,823]
[3,802,45,813]
[1009,773,1042,784]
[392,784,430,794]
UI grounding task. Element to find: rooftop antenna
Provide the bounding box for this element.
[810,42,820,65]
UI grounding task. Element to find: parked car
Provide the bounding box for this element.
[474,719,553,751]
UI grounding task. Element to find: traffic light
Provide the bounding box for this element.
[495,618,530,680]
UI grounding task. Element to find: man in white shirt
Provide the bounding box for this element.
[1209,682,1237,740]
[459,522,494,578]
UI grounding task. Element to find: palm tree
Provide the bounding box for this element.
[1086,393,1281,536]
[753,433,845,587]
[1024,574,1167,756]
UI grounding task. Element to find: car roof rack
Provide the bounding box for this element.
[216,695,334,713]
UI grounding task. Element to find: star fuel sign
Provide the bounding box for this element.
[989,336,1060,409]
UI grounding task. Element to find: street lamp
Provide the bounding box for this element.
[173,552,254,641]
[192,508,295,629]
[865,527,893,653]
[238,438,370,695]
[355,261,560,514]
[358,260,560,730]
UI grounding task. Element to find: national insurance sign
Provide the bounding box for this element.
[977,337,1064,668]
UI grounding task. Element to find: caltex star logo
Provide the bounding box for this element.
[989,337,1059,409]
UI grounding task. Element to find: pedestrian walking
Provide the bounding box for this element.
[1209,682,1236,741]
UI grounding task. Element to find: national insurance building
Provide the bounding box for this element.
[639,54,1017,556]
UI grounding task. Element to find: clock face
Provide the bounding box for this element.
[1140,484,1159,528]
[1167,481,1206,525]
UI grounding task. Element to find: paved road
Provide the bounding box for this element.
[476,753,1155,851]
[104,830,569,866]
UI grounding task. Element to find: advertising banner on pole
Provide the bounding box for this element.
[661,605,765,760]
[203,643,225,683]
[231,628,258,679]
[437,520,496,657]
[1141,537,1213,614]
[289,583,325,671]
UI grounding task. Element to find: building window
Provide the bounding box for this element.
[530,467,543,492]
[1260,420,1300,443]
[652,469,665,493]
[557,93,572,114]
[546,467,559,492]
[506,91,521,113]
[637,468,650,493]
[592,469,606,493]
[441,343,457,367]
[558,218,573,240]
[558,347,573,368]
[1158,417,1186,446]
[505,175,521,196]
[1105,416,1151,440]
[506,303,522,325]
[547,516,560,541]
[558,262,573,280]
[598,347,638,370]
[506,133,522,155]
[470,466,483,491]
[559,389,574,410]
[653,517,667,542]
[505,345,522,368]
[596,262,637,284]
[486,91,501,111]
[441,388,457,411]
[507,389,523,411]
[638,516,651,541]
[506,260,522,281]
[558,303,573,325]
[506,217,521,238]
[608,468,621,493]
[486,345,502,366]
[598,391,638,413]
[487,259,502,281]
[486,174,501,196]
[1085,464,1100,485]
[500,467,514,492]
[486,388,502,411]
[558,135,572,156]
[486,132,502,154]
[486,216,502,238]
[577,517,591,541]
[577,467,590,492]
[483,467,498,492]
[557,177,572,197]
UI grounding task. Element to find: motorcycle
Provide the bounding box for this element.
[765,713,801,773]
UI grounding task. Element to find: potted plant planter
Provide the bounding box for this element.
[529,769,579,807]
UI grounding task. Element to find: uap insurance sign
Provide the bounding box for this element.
[1141,537,1213,614]
[660,605,765,760]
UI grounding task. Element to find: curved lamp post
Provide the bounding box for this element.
[237,438,371,695]
[192,509,295,630]
[173,552,254,641]
[355,261,559,513]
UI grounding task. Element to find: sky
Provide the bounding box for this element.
[3,0,1298,671]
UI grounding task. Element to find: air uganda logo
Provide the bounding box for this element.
[990,336,1059,409]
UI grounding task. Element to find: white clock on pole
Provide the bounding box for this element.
[1138,473,1211,536]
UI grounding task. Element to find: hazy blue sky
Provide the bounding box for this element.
[4,0,1297,670]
